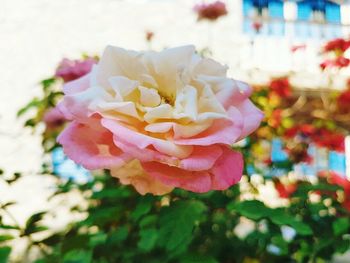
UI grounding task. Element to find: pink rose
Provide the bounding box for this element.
[57,46,263,195]
[55,57,96,83]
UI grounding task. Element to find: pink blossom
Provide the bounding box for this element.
[43,107,66,129]
[55,57,96,83]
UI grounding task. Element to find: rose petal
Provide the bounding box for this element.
[102,118,193,158]
[111,159,173,195]
[174,106,243,145]
[142,146,243,193]
[236,100,264,139]
[211,147,243,190]
[114,138,222,171]
[57,119,131,170]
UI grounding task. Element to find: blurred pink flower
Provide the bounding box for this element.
[55,57,96,83]
[194,1,228,21]
[43,107,66,129]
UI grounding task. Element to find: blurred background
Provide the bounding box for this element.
[1,0,350,262]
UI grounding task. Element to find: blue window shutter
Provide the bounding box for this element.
[297,1,312,20]
[269,0,284,19]
[243,0,253,17]
[329,150,347,176]
[325,1,341,23]
[271,138,288,162]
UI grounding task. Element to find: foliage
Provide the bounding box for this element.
[1,168,349,262]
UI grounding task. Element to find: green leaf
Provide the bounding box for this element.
[0,201,16,209]
[39,234,61,246]
[41,78,56,91]
[0,235,14,243]
[181,254,218,263]
[0,246,11,263]
[63,249,92,263]
[17,98,41,117]
[24,211,47,235]
[228,200,270,220]
[91,188,131,200]
[0,225,20,230]
[335,239,350,254]
[138,228,158,252]
[294,183,342,198]
[287,221,312,236]
[269,208,312,236]
[108,226,129,244]
[333,217,350,236]
[271,236,288,255]
[131,196,153,222]
[158,200,207,252]
[84,206,122,226]
[89,232,107,247]
[62,235,89,254]
[24,118,37,127]
[231,201,313,236]
[139,215,157,229]
[5,173,21,184]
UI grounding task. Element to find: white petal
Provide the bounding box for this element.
[144,104,173,123]
[97,101,140,119]
[173,121,213,138]
[174,85,198,121]
[193,58,228,77]
[109,76,139,99]
[198,84,226,114]
[139,74,158,87]
[145,122,173,133]
[97,46,146,88]
[139,86,161,107]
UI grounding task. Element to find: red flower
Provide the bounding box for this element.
[320,59,333,70]
[337,88,350,111]
[320,57,350,70]
[299,124,316,137]
[194,1,228,21]
[263,157,272,166]
[312,129,345,152]
[275,181,297,199]
[335,56,350,68]
[323,38,350,53]
[269,78,291,98]
[284,126,299,138]
[55,57,96,83]
[284,124,315,139]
